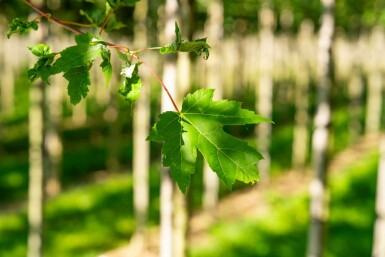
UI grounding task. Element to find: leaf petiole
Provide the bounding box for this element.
[134,55,180,112]
[99,8,116,35]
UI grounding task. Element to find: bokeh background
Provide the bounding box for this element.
[0,0,384,256]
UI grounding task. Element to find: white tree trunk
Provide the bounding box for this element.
[172,189,188,257]
[160,0,180,256]
[365,27,384,135]
[1,32,15,115]
[172,1,193,257]
[44,74,63,197]
[292,55,309,170]
[28,81,45,257]
[292,22,313,170]
[365,71,383,134]
[372,136,385,257]
[307,0,334,257]
[202,0,223,211]
[131,0,151,253]
[257,4,275,183]
[347,71,363,142]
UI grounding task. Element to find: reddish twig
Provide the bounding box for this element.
[99,9,115,35]
[134,55,180,112]
[23,0,83,34]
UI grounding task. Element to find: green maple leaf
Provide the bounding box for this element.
[7,18,38,38]
[118,63,143,104]
[48,33,113,104]
[63,66,91,105]
[148,89,271,192]
[160,22,210,60]
[52,33,104,74]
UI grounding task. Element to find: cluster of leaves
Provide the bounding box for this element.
[7,18,38,38]
[7,3,270,191]
[160,22,210,60]
[24,33,113,104]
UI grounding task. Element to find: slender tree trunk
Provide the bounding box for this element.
[131,0,151,253]
[71,99,87,126]
[307,0,334,257]
[105,90,120,172]
[177,0,194,96]
[292,22,313,170]
[172,189,188,257]
[28,80,46,257]
[365,71,383,134]
[1,33,15,115]
[172,1,192,257]
[202,0,223,211]
[372,135,385,257]
[257,3,275,183]
[44,74,63,197]
[160,0,180,256]
[365,27,384,135]
[347,70,363,142]
[292,56,309,170]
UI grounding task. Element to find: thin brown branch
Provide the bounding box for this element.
[99,9,115,35]
[134,55,180,112]
[23,0,84,34]
[57,19,94,27]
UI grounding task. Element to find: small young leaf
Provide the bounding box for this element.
[118,63,142,104]
[149,89,272,192]
[160,22,211,59]
[179,38,210,60]
[27,44,56,83]
[7,18,38,38]
[160,22,182,54]
[28,44,51,57]
[100,46,112,87]
[63,66,91,105]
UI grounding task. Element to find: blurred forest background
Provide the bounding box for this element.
[0,0,385,257]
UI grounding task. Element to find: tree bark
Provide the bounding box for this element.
[44,73,63,197]
[372,136,385,257]
[131,0,151,253]
[365,27,384,135]
[292,21,313,170]
[0,29,15,115]
[160,0,180,256]
[28,81,46,257]
[307,0,334,257]
[257,3,275,183]
[347,70,363,142]
[202,0,223,211]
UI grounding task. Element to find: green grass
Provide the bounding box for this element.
[190,151,378,257]
[0,145,379,257]
[0,166,161,257]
